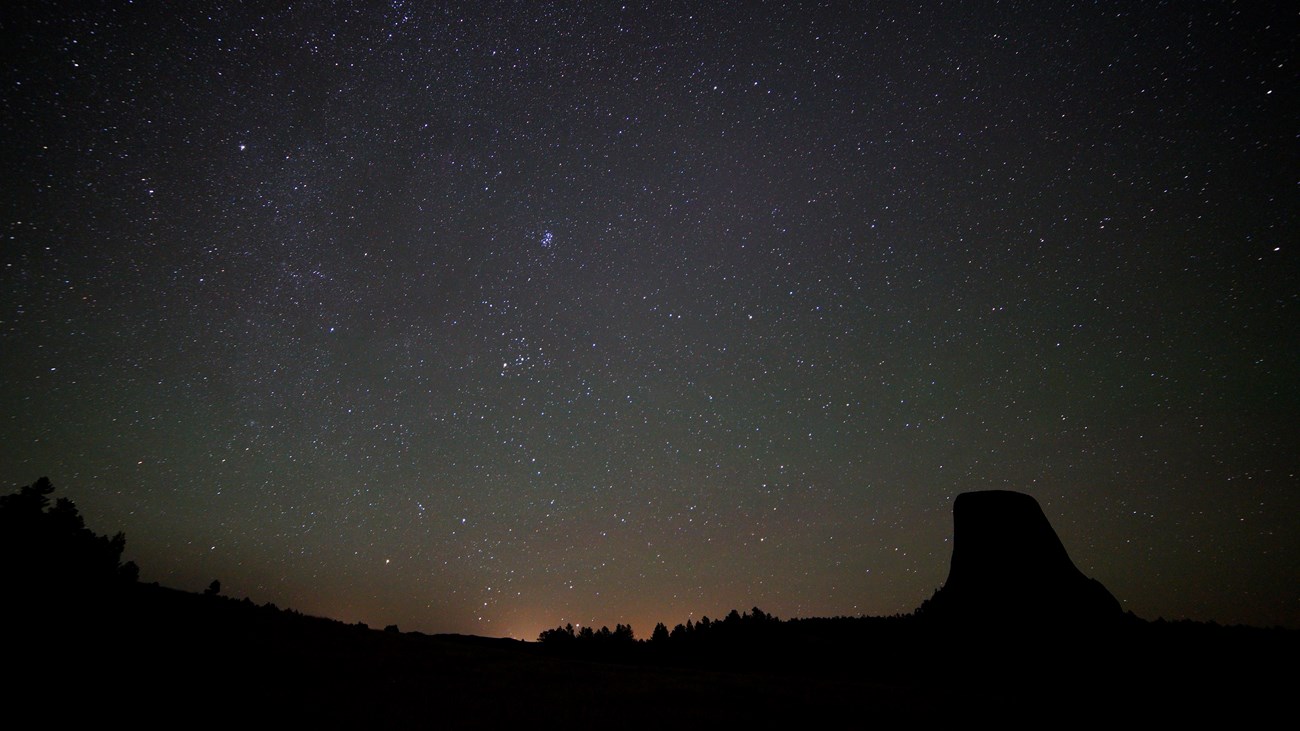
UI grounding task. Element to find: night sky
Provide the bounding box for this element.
[2,2,1296,637]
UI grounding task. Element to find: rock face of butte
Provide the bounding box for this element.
[923,490,1123,626]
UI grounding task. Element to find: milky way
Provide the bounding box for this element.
[2,2,1295,636]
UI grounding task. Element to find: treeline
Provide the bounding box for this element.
[532,607,938,680]
[537,622,637,644]
[538,606,782,646]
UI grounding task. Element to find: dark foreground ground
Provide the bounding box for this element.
[6,584,1294,728]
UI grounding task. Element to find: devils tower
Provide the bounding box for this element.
[920,490,1123,626]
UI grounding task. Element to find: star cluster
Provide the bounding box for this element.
[1,2,1295,636]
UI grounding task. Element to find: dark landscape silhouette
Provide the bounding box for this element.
[915,489,1123,626]
[3,478,1293,726]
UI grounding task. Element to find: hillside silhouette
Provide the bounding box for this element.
[2,480,1293,725]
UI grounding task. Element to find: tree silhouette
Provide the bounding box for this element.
[651,622,670,643]
[0,477,138,600]
[537,624,576,644]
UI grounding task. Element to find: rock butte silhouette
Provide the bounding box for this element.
[922,490,1123,626]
